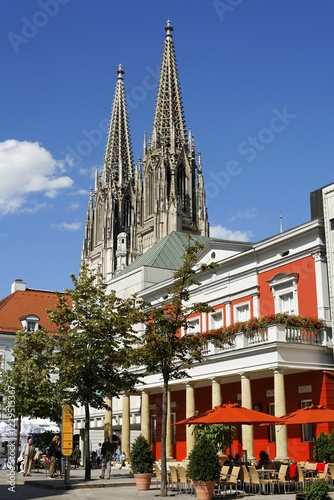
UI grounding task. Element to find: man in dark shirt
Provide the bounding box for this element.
[99,436,114,479]
[48,435,60,478]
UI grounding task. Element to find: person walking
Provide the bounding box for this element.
[48,435,60,478]
[72,445,81,468]
[22,437,35,476]
[99,436,114,480]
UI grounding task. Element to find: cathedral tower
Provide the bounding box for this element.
[82,22,209,281]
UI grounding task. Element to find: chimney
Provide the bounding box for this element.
[11,279,27,293]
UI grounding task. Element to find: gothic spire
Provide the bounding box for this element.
[151,20,186,149]
[103,64,134,187]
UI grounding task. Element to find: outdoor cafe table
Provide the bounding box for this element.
[257,469,277,494]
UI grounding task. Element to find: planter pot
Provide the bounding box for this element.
[134,473,152,491]
[194,480,216,500]
[295,495,304,500]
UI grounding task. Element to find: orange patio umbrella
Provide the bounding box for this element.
[263,404,334,461]
[175,402,285,426]
[174,402,284,456]
[280,404,334,425]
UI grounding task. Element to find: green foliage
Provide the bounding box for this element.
[33,432,54,452]
[132,236,217,495]
[303,479,331,500]
[314,429,334,462]
[194,424,235,453]
[47,262,143,480]
[48,262,142,411]
[186,435,221,482]
[314,432,330,462]
[134,237,216,382]
[130,435,154,474]
[0,328,60,423]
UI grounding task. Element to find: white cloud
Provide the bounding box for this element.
[51,222,82,231]
[210,224,253,242]
[0,140,74,215]
[230,208,257,221]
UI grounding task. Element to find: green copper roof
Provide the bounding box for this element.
[116,232,210,276]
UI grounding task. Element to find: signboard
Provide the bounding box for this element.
[61,404,74,456]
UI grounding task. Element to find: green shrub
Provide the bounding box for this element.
[303,480,331,500]
[186,435,221,482]
[130,435,154,474]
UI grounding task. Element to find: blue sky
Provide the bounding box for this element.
[0,0,333,298]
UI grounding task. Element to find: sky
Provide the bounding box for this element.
[0,0,333,298]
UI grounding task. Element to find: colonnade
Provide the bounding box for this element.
[105,369,289,462]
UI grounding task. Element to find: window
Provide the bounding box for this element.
[268,273,299,315]
[268,403,276,443]
[172,413,176,445]
[234,303,250,322]
[279,292,294,314]
[210,311,222,330]
[187,318,200,335]
[151,415,156,445]
[20,314,40,332]
[27,321,37,332]
[301,399,315,442]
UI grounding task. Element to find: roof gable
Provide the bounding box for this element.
[0,289,63,334]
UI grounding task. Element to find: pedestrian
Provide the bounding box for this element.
[72,444,81,468]
[22,437,35,476]
[48,434,60,478]
[119,450,126,469]
[99,436,114,480]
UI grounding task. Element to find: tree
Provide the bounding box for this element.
[47,263,142,480]
[194,424,235,454]
[0,328,60,460]
[134,237,216,496]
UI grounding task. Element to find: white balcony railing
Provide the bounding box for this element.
[203,324,332,356]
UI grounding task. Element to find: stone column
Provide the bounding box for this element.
[104,396,112,437]
[166,389,174,459]
[122,393,130,459]
[274,368,289,461]
[211,378,222,407]
[241,373,255,460]
[186,383,196,457]
[141,390,150,442]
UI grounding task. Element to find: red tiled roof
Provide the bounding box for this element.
[0,289,67,334]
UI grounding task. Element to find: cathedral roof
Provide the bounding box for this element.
[116,231,210,276]
[102,64,134,186]
[150,20,187,149]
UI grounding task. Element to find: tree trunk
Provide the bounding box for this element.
[16,415,21,471]
[84,401,91,480]
[160,374,168,496]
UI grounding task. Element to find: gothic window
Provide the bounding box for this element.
[177,164,186,211]
[147,169,154,215]
[122,197,131,231]
[95,202,103,243]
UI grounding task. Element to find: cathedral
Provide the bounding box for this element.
[82,20,209,281]
[78,20,334,464]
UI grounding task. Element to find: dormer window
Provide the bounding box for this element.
[19,314,40,332]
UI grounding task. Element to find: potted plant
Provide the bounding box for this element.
[186,435,221,500]
[130,435,154,491]
[296,480,332,500]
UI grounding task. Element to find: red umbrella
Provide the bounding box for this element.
[276,404,334,461]
[175,402,284,426]
[175,402,284,456]
[280,405,334,425]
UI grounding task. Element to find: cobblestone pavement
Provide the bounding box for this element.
[0,463,302,500]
